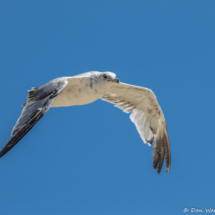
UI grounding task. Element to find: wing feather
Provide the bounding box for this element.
[0,78,68,158]
[102,82,171,174]
[0,108,45,157]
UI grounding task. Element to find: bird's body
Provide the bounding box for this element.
[1,71,171,174]
[52,72,115,107]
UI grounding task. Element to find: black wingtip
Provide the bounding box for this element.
[152,129,171,174]
[0,140,16,158]
[0,109,45,158]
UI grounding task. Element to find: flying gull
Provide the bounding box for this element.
[0,71,171,174]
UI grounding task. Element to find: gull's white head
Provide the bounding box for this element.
[89,71,120,94]
[94,71,119,84]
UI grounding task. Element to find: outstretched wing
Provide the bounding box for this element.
[0,78,68,158]
[102,82,171,174]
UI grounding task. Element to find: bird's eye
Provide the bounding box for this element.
[103,74,107,79]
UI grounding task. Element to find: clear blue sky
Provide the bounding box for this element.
[0,1,214,214]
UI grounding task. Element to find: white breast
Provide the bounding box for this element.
[51,78,104,107]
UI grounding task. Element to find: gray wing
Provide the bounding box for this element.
[102,82,171,174]
[0,78,68,157]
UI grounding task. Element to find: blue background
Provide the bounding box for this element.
[0,1,214,214]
